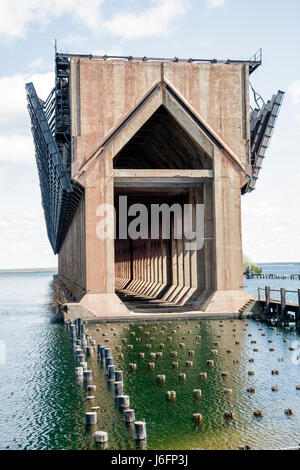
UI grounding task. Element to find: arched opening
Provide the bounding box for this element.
[113,105,215,312]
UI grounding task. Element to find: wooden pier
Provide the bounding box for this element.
[246,273,300,280]
[256,286,300,327]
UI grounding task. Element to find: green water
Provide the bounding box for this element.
[0,272,300,450]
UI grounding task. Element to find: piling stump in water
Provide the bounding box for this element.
[105,357,114,373]
[83,370,93,382]
[86,412,97,425]
[134,421,147,440]
[85,395,95,401]
[85,346,94,356]
[104,348,112,359]
[118,395,130,409]
[166,391,176,400]
[99,346,106,362]
[157,375,166,382]
[193,413,203,424]
[107,365,116,382]
[114,381,123,398]
[77,354,85,364]
[75,367,83,376]
[115,371,123,383]
[79,361,88,370]
[124,409,136,423]
[94,431,108,443]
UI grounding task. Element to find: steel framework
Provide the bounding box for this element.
[26,61,83,254]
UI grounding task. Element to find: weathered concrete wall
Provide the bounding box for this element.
[164,63,250,166]
[58,196,86,292]
[70,59,250,171]
[213,148,244,291]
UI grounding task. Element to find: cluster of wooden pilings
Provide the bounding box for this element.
[258,287,300,328]
[66,318,147,447]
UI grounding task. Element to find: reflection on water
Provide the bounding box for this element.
[0,272,299,450]
[86,319,300,450]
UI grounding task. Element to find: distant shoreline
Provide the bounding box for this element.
[0,269,57,274]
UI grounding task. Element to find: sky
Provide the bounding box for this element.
[0,0,299,268]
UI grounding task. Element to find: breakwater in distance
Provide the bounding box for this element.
[0,271,300,450]
[0,269,57,274]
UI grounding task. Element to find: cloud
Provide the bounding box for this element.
[0,0,187,43]
[206,0,225,7]
[0,70,53,132]
[0,135,35,164]
[104,0,188,41]
[0,0,104,42]
[289,80,300,104]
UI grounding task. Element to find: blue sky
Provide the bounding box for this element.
[0,0,300,268]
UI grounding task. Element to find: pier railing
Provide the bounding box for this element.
[257,286,300,327]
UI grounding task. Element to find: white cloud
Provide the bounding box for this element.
[104,0,188,41]
[0,135,35,164]
[0,0,104,41]
[0,0,187,43]
[206,0,225,7]
[289,80,300,104]
[0,71,53,131]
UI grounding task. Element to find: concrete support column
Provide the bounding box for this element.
[78,153,130,315]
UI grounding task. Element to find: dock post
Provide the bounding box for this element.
[296,289,300,329]
[265,286,271,317]
[281,288,287,325]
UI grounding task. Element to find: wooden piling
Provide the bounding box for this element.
[94,431,108,443]
[281,288,288,325]
[107,364,116,382]
[115,371,123,382]
[296,289,300,329]
[134,421,147,440]
[124,409,136,423]
[265,286,271,316]
[85,412,97,425]
[114,381,123,398]
[118,395,130,409]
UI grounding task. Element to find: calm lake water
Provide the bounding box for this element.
[245,263,300,304]
[0,269,299,450]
